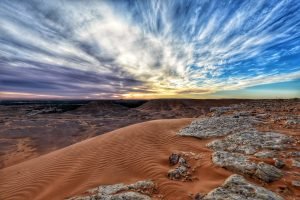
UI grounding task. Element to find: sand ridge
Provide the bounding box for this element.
[0,118,232,200]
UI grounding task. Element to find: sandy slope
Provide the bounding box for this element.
[0,119,232,200]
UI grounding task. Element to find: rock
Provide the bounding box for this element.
[178,157,189,168]
[127,180,155,191]
[292,159,300,168]
[194,193,205,199]
[212,151,283,183]
[212,151,256,175]
[284,119,299,128]
[109,191,151,200]
[292,180,300,187]
[273,158,285,169]
[179,115,258,139]
[168,166,188,180]
[169,153,180,166]
[288,151,300,157]
[254,151,277,158]
[66,180,155,200]
[254,162,283,183]
[207,131,294,155]
[202,174,283,200]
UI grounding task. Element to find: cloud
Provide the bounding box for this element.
[0,0,300,98]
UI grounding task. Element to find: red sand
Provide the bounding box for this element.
[0,119,233,200]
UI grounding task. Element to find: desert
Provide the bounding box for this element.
[1,0,300,199]
[0,99,299,200]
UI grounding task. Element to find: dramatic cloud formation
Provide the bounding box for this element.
[0,0,300,99]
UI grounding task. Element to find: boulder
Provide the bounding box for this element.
[169,153,180,166]
[273,158,285,169]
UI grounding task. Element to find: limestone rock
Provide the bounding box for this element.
[212,151,256,175]
[202,174,283,200]
[254,151,277,158]
[66,180,155,200]
[179,115,258,139]
[212,151,283,183]
[207,131,294,155]
[254,162,283,183]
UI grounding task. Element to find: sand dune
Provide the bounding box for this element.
[0,118,232,200]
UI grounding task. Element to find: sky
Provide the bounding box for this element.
[0,0,300,99]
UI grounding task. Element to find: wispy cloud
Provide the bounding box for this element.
[0,0,299,99]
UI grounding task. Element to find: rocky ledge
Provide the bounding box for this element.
[178,100,300,199]
[178,115,259,139]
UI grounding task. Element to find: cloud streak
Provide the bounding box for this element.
[0,0,300,99]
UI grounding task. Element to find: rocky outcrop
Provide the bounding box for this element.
[178,115,258,139]
[167,152,201,181]
[66,180,155,200]
[207,131,294,155]
[168,155,191,181]
[201,174,284,200]
[212,151,283,182]
[212,151,256,176]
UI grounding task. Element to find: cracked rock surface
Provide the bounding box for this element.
[66,180,155,200]
[178,115,258,139]
[212,151,283,182]
[201,174,284,200]
[207,131,295,155]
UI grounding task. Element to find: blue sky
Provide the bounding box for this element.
[0,0,299,99]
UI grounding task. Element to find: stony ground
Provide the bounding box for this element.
[65,99,299,200]
[179,99,300,199]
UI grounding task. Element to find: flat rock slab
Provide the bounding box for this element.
[212,151,256,176]
[66,180,155,200]
[212,151,283,182]
[207,131,294,155]
[201,174,284,200]
[178,115,258,139]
